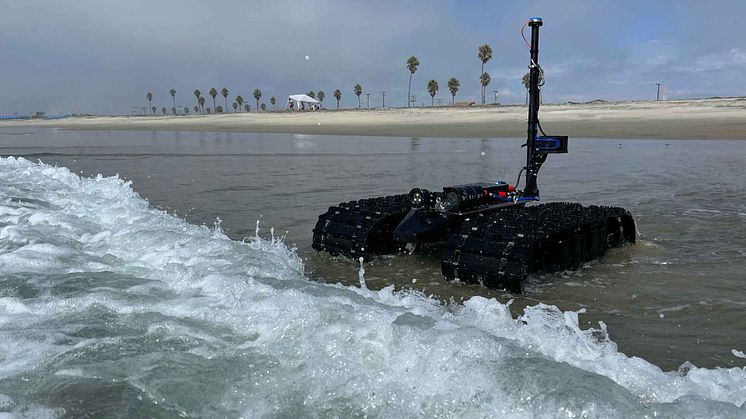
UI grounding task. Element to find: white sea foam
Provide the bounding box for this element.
[0,156,744,417]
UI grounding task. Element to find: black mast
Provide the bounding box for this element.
[523,17,546,197]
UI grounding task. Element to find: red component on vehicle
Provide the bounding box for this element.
[507,185,515,192]
[498,191,508,198]
[483,189,490,197]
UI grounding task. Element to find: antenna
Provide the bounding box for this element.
[524,17,544,197]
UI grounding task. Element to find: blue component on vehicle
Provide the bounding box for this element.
[535,136,568,153]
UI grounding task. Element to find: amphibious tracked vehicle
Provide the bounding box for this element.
[312,18,636,292]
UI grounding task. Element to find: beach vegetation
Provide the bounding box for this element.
[244,104,250,112]
[307,91,316,99]
[480,72,491,99]
[354,84,362,108]
[169,89,176,109]
[233,102,238,112]
[522,72,530,105]
[270,97,276,109]
[406,56,420,108]
[198,96,206,112]
[448,77,461,105]
[216,105,224,113]
[151,106,157,114]
[253,89,262,111]
[261,103,266,111]
[221,88,229,111]
[236,95,244,111]
[447,78,460,105]
[427,79,439,106]
[161,107,167,115]
[194,89,201,113]
[333,89,342,109]
[317,91,325,107]
[146,92,153,114]
[478,44,493,104]
[209,88,218,112]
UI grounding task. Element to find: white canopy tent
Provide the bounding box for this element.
[286,94,320,110]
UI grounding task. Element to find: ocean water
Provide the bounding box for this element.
[0,127,745,417]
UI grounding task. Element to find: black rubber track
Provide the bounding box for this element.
[312,194,411,260]
[441,202,636,292]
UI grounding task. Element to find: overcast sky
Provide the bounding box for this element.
[2,0,745,114]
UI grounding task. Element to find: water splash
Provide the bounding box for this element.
[358,256,366,288]
[0,156,745,417]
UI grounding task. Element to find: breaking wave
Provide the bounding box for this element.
[0,156,744,417]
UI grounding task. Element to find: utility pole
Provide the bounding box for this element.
[656,83,661,101]
[380,91,386,108]
[365,93,372,109]
[493,90,499,104]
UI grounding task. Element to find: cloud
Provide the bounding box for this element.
[2,0,746,113]
[674,48,746,73]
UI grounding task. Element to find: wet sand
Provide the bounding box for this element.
[8,97,746,139]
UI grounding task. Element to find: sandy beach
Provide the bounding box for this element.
[7,97,746,139]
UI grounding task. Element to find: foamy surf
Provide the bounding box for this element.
[0,156,744,417]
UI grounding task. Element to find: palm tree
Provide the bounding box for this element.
[522,72,530,105]
[146,92,153,114]
[198,96,206,113]
[236,95,244,111]
[480,73,491,102]
[354,84,362,108]
[333,89,342,109]
[427,79,439,106]
[478,44,493,105]
[209,88,218,112]
[221,88,229,111]
[307,91,315,99]
[253,89,262,110]
[151,106,157,115]
[233,102,238,112]
[406,56,420,107]
[194,89,201,113]
[447,78,460,105]
[270,97,276,109]
[244,104,250,112]
[194,106,199,114]
[317,91,325,107]
[161,107,167,115]
[169,89,176,109]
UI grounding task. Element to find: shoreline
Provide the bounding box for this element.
[5,97,746,139]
